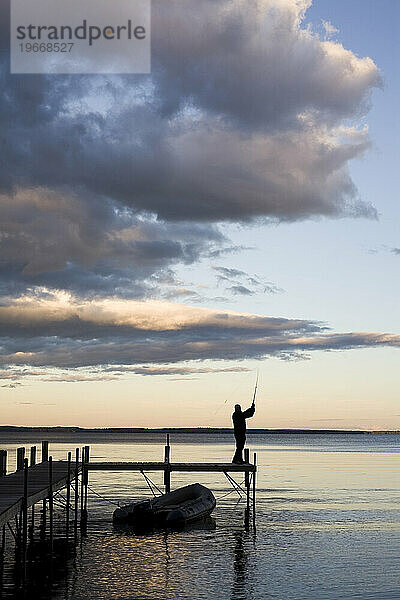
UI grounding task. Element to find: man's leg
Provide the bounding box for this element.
[232,435,245,463]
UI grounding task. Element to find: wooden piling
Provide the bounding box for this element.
[0,450,7,477]
[48,456,53,553]
[40,443,49,540]
[1,524,5,558]
[83,446,89,518]
[252,452,257,528]
[29,447,36,537]
[80,448,84,520]
[41,441,49,462]
[16,447,25,471]
[244,448,250,486]
[22,458,28,575]
[30,446,36,466]
[80,447,87,531]
[244,448,250,528]
[74,448,79,542]
[164,434,171,493]
[41,498,46,541]
[66,452,71,540]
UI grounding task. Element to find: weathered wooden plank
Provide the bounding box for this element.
[0,460,81,527]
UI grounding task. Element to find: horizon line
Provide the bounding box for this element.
[0,425,399,435]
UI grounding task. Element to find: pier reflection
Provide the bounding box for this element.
[231,531,249,600]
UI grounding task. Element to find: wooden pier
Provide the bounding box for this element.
[0,435,257,588]
[86,435,257,526]
[0,459,79,528]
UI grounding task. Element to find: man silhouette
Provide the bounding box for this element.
[232,400,255,464]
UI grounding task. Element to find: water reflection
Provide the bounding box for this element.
[2,536,76,600]
[1,435,400,599]
[231,531,249,600]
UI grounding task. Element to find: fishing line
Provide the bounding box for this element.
[213,369,257,416]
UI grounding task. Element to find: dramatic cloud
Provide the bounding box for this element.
[0,293,398,372]
[0,187,224,297]
[0,0,391,380]
[0,0,380,228]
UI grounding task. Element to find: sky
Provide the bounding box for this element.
[0,0,399,429]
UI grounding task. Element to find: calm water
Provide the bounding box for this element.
[1,433,400,599]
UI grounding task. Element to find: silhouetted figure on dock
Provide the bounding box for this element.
[232,401,255,464]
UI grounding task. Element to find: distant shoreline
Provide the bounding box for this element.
[0,425,399,436]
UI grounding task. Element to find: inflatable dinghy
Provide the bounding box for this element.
[113,483,216,528]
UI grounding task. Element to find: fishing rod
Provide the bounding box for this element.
[252,370,259,406]
[213,369,259,416]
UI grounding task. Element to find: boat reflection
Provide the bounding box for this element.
[113,515,216,536]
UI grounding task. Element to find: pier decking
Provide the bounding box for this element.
[0,460,79,528]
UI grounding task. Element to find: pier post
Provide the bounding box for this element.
[83,446,90,525]
[41,499,46,541]
[244,449,250,529]
[1,524,5,560]
[83,446,89,519]
[0,450,7,477]
[30,446,36,466]
[16,447,25,471]
[66,452,71,540]
[80,447,84,518]
[164,434,171,493]
[0,525,4,592]
[74,448,79,542]
[244,449,250,486]
[48,456,53,553]
[41,441,49,462]
[22,458,28,577]
[29,447,36,537]
[80,447,87,531]
[252,453,257,528]
[41,443,49,540]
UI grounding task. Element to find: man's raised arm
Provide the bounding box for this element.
[242,402,255,418]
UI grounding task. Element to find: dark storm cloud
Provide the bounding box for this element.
[0,0,380,224]
[0,187,224,297]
